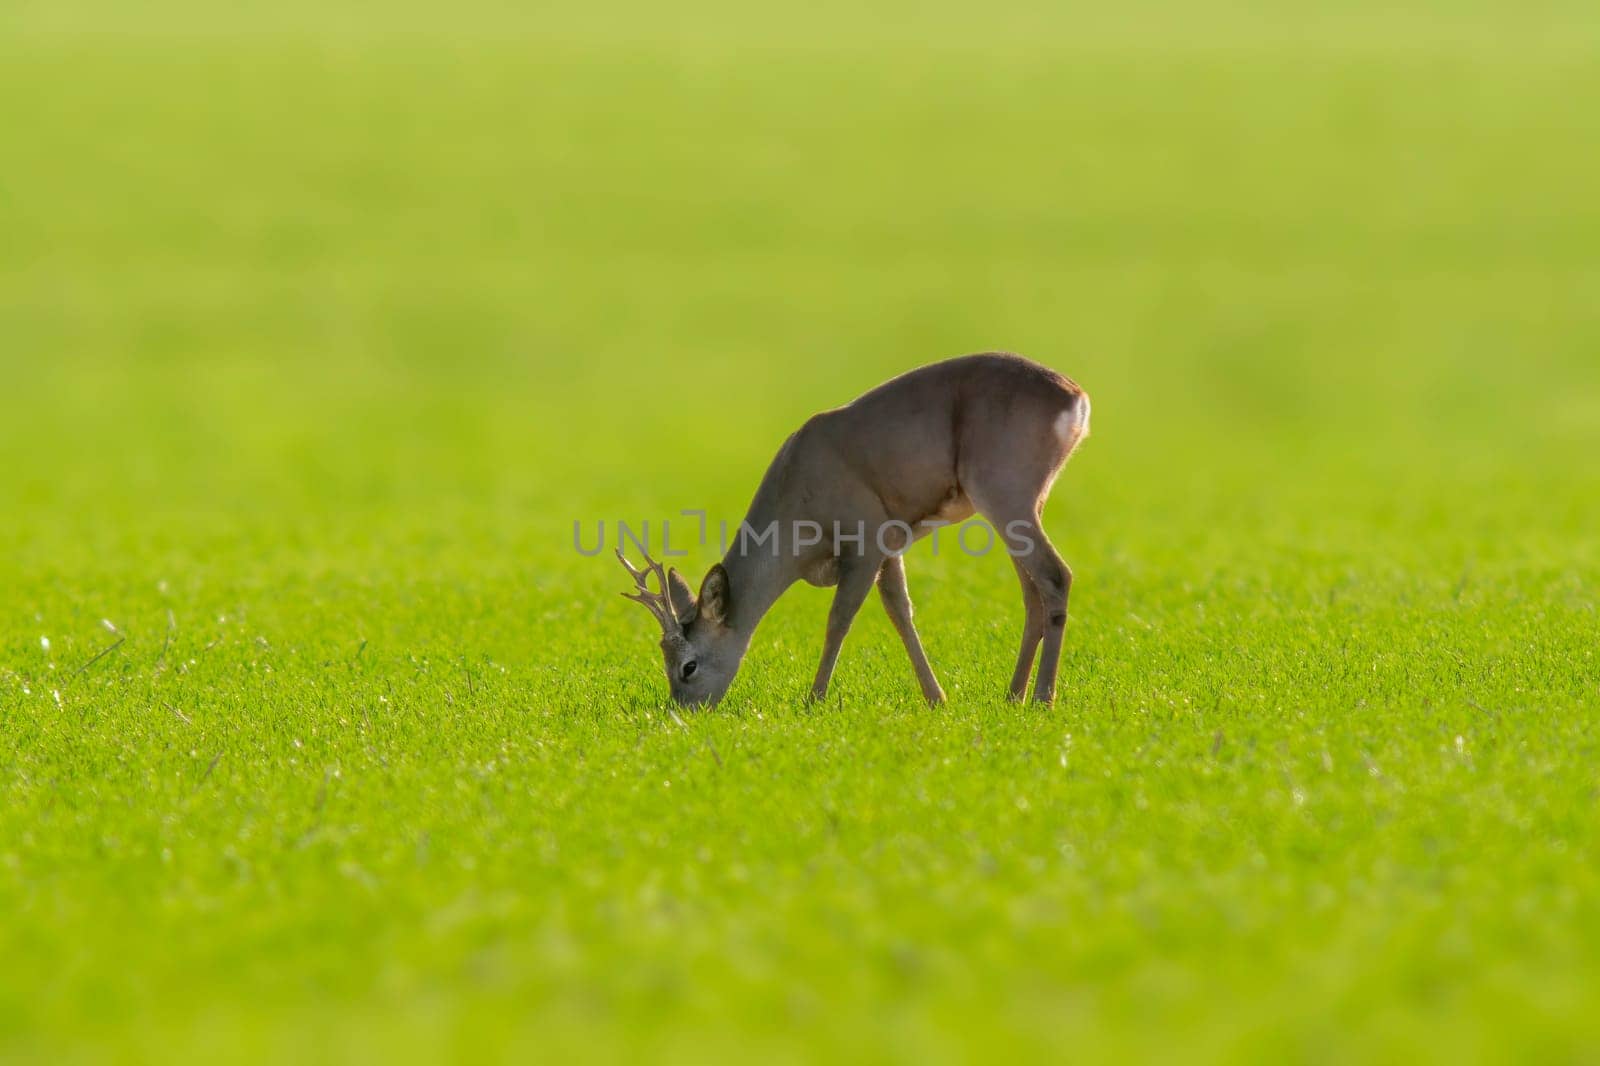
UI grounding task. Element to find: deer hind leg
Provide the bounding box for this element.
[877,554,946,705]
[968,488,1073,704]
[809,553,882,703]
[1019,521,1072,704]
[1007,556,1045,701]
[958,388,1085,704]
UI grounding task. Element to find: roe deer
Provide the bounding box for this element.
[617,352,1091,707]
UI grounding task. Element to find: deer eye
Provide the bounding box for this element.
[680,660,698,681]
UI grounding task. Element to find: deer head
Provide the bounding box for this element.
[616,546,740,707]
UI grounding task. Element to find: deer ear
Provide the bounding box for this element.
[666,568,698,623]
[698,564,731,626]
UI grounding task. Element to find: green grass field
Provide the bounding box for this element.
[3,1,1600,1060]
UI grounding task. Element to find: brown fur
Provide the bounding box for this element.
[623,352,1090,707]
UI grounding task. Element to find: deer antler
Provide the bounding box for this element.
[616,545,680,633]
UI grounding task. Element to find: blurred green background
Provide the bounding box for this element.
[2,1,1599,1061]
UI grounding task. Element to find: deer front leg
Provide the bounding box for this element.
[809,558,880,702]
[877,554,946,705]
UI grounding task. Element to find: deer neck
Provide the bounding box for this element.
[718,444,806,638]
[719,539,795,639]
